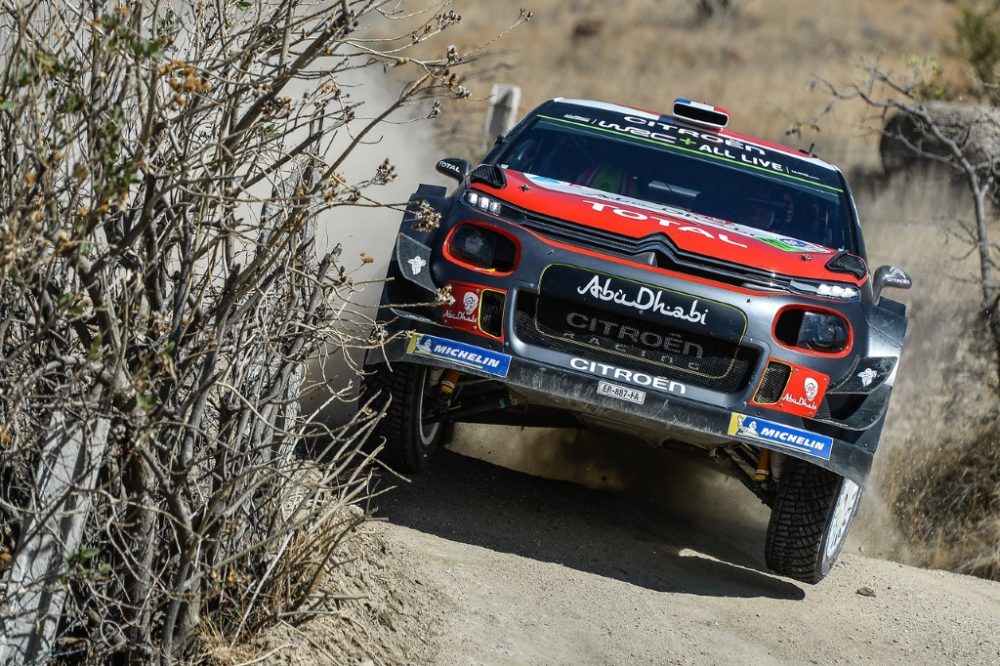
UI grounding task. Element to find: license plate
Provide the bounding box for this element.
[597,380,646,405]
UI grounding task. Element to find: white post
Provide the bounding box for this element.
[484,83,522,149]
[0,414,110,665]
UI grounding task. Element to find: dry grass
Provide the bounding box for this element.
[426,0,966,165]
[893,411,1000,579]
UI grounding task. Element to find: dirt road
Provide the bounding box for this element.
[369,443,1000,665]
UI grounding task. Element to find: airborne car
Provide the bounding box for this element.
[367,98,911,583]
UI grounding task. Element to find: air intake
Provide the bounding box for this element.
[753,361,791,404]
[479,290,506,339]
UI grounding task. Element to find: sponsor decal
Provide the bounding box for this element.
[583,114,785,171]
[581,198,749,248]
[777,369,828,417]
[584,199,832,255]
[576,275,709,325]
[437,159,463,176]
[597,380,646,405]
[463,292,479,315]
[407,256,426,275]
[752,361,829,418]
[857,368,877,387]
[407,332,511,378]
[569,357,686,395]
[579,191,829,253]
[560,309,706,372]
[804,377,819,401]
[442,285,480,325]
[541,265,747,341]
[440,281,504,340]
[544,112,842,192]
[728,413,833,460]
[522,172,835,254]
[757,237,831,254]
[841,357,894,392]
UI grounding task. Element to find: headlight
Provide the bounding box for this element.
[463,190,503,215]
[774,307,851,354]
[446,223,519,274]
[798,311,850,352]
[790,279,859,301]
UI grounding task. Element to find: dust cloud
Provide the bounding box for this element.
[295,68,451,422]
[450,425,771,551]
[851,168,999,568]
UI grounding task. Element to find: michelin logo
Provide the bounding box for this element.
[728,413,833,461]
[406,332,511,378]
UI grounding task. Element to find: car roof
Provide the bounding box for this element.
[551,98,842,174]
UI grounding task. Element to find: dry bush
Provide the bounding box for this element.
[893,411,1000,579]
[0,0,520,662]
[952,1,1000,104]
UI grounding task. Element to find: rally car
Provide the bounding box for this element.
[365,97,911,583]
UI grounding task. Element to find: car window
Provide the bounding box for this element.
[498,113,856,253]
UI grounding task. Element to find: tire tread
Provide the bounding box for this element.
[364,364,436,473]
[765,457,843,584]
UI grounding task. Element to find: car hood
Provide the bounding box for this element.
[471,170,865,285]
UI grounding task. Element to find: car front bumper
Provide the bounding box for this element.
[370,200,899,486]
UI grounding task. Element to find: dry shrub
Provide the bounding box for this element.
[0,1,517,662]
[894,412,1000,580]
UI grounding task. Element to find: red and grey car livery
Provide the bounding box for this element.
[366,98,911,583]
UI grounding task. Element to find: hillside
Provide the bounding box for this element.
[446,0,960,167]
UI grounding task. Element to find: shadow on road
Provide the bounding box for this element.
[375,447,804,601]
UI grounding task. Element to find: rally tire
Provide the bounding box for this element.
[765,456,862,584]
[365,363,442,474]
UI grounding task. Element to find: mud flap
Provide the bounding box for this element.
[396,234,437,292]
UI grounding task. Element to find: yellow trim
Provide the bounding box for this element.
[475,287,506,340]
[727,412,742,436]
[751,360,793,405]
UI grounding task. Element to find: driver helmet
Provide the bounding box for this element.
[738,188,794,231]
[576,163,638,196]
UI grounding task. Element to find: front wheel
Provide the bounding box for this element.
[364,363,443,473]
[765,456,862,584]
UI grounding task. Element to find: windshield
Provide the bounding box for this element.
[497,106,856,253]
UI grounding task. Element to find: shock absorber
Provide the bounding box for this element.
[754,448,771,483]
[438,369,461,398]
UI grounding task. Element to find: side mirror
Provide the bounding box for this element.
[436,157,470,182]
[872,265,912,302]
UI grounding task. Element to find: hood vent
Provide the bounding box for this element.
[469,164,507,189]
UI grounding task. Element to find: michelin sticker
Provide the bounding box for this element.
[407,332,511,378]
[857,368,877,387]
[407,256,426,275]
[728,413,833,461]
